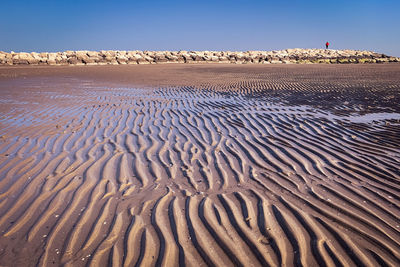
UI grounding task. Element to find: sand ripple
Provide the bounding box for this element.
[0,65,400,266]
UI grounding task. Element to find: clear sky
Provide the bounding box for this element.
[1,0,399,56]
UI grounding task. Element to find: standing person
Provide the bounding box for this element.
[325,41,330,49]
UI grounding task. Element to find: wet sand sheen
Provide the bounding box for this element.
[0,64,400,266]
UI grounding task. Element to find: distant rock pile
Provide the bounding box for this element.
[1,49,399,65]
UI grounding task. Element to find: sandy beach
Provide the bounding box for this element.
[0,64,400,266]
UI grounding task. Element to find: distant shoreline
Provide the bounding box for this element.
[1,49,399,66]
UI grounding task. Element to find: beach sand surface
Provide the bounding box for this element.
[0,64,400,266]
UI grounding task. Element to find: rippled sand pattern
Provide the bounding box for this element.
[0,65,400,266]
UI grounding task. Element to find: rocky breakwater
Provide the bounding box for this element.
[1,49,399,66]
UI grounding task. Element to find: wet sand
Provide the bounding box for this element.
[0,64,400,266]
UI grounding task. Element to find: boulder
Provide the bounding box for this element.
[357,58,371,64]
[243,56,252,62]
[143,55,154,63]
[348,58,358,63]
[0,55,6,64]
[87,51,99,57]
[102,56,115,62]
[132,54,147,64]
[54,55,66,65]
[13,58,30,65]
[75,51,94,64]
[177,55,185,63]
[209,56,219,62]
[218,56,230,63]
[116,54,128,64]
[28,53,41,64]
[235,53,245,61]
[315,59,330,64]
[46,53,57,65]
[270,57,281,64]
[102,50,116,57]
[4,59,13,65]
[39,52,48,58]
[126,54,142,64]
[154,53,168,63]
[166,55,179,62]
[192,54,204,62]
[64,51,75,57]
[338,58,350,64]
[109,59,119,65]
[376,58,389,63]
[12,53,31,64]
[182,54,193,63]
[67,57,82,65]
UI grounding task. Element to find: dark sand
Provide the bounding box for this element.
[0,64,400,266]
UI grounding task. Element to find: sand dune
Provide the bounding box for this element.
[0,64,400,266]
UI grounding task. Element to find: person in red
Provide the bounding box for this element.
[325,41,330,49]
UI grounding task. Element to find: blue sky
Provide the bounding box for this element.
[1,0,399,56]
